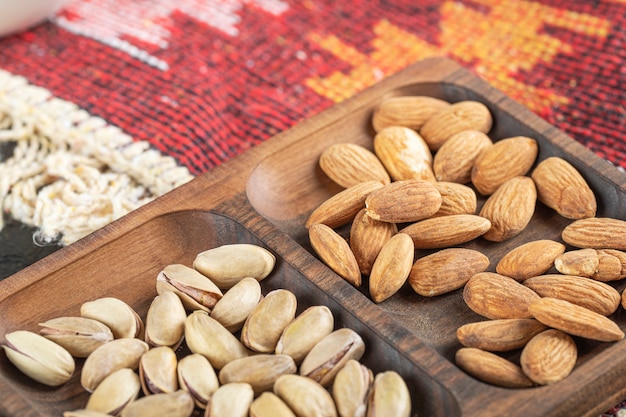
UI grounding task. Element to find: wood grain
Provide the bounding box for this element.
[2,57,626,416]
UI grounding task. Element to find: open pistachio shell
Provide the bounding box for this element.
[300,328,366,387]
[139,346,178,395]
[274,374,338,417]
[275,305,334,363]
[39,316,114,358]
[144,290,186,348]
[206,382,254,417]
[218,353,297,395]
[184,310,248,370]
[85,368,141,415]
[366,371,411,417]
[177,353,219,409]
[80,297,144,339]
[193,244,276,290]
[120,390,195,417]
[156,264,223,312]
[81,338,149,392]
[332,359,373,417]
[241,289,297,353]
[210,277,262,333]
[2,330,75,387]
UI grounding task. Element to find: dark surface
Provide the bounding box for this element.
[0,216,60,280]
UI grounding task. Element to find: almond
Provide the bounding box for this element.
[371,95,451,132]
[365,179,441,223]
[471,136,538,195]
[400,214,491,249]
[523,274,620,316]
[597,249,626,280]
[531,156,596,219]
[528,297,624,342]
[479,176,537,242]
[309,223,361,287]
[553,248,599,277]
[463,272,541,320]
[562,217,626,250]
[594,250,625,281]
[373,126,435,182]
[408,248,489,297]
[419,101,493,151]
[431,182,477,217]
[319,143,390,188]
[305,181,384,229]
[455,347,534,388]
[349,208,397,276]
[368,233,414,303]
[432,130,493,184]
[520,329,577,385]
[496,239,566,281]
[456,318,547,352]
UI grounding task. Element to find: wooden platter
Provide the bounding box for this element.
[2,57,626,416]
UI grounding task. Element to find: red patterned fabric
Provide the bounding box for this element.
[1,0,625,414]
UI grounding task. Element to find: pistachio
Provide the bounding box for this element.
[184,310,248,369]
[274,374,338,417]
[218,353,297,395]
[156,264,223,312]
[85,368,141,415]
[300,328,366,387]
[241,289,297,353]
[193,243,276,289]
[80,297,144,339]
[39,316,114,358]
[2,330,75,387]
[250,392,297,417]
[332,359,373,417]
[210,277,262,333]
[144,290,186,348]
[64,410,113,417]
[139,346,178,395]
[366,371,411,417]
[206,382,254,417]
[275,305,335,364]
[177,353,219,409]
[120,390,195,417]
[81,338,149,392]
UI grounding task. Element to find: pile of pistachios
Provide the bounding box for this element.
[1,243,411,417]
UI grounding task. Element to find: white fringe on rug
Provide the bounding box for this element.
[0,70,194,246]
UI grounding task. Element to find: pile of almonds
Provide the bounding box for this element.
[307,95,626,387]
[1,243,411,417]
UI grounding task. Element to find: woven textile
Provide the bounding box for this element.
[0,0,625,413]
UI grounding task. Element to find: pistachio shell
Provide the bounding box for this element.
[156,264,223,312]
[206,382,254,417]
[210,277,262,332]
[120,390,195,417]
[64,410,113,417]
[218,353,297,395]
[81,338,149,392]
[144,290,186,348]
[193,243,276,289]
[177,353,219,409]
[332,359,373,417]
[2,330,75,387]
[300,328,366,387]
[274,374,338,417]
[80,297,144,339]
[184,310,248,370]
[39,316,114,358]
[249,392,297,417]
[241,289,297,353]
[85,368,141,415]
[366,371,411,417]
[139,346,178,395]
[275,305,334,364]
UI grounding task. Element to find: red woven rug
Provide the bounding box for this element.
[1,0,625,414]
